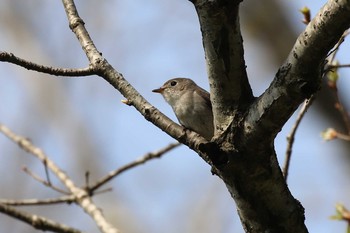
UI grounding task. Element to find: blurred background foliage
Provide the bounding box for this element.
[0,0,350,232]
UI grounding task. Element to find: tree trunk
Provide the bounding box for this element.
[186,0,350,232]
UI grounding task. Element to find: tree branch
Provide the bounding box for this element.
[0,203,81,233]
[243,0,350,146]
[192,0,254,135]
[0,123,120,233]
[61,0,218,167]
[283,96,315,180]
[89,142,181,193]
[22,166,69,194]
[0,51,94,77]
[0,196,75,206]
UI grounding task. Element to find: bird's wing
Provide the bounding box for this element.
[195,87,212,109]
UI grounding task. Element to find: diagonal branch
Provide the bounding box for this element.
[0,124,120,233]
[0,203,81,233]
[22,166,70,194]
[61,0,216,167]
[243,0,350,147]
[283,28,350,180]
[89,142,181,193]
[0,51,94,77]
[283,96,315,180]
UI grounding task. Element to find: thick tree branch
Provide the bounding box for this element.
[243,0,350,145]
[193,0,254,134]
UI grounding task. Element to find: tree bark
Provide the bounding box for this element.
[193,0,254,134]
[190,0,350,232]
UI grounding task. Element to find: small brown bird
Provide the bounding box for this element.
[152,78,214,140]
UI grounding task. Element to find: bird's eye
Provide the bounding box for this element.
[170,81,177,86]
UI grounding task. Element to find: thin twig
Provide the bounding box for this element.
[332,88,350,134]
[43,159,52,185]
[328,64,350,69]
[283,96,315,181]
[0,196,75,206]
[327,30,349,60]
[89,142,181,193]
[326,30,350,134]
[0,51,95,77]
[22,166,69,194]
[85,171,90,187]
[0,203,82,233]
[335,131,350,141]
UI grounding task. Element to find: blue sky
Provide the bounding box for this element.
[1,1,350,232]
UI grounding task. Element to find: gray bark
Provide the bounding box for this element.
[189,0,350,232]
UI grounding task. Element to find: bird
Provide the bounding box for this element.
[152,78,214,140]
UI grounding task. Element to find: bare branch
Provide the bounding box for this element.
[0,123,120,233]
[325,30,350,135]
[43,158,52,186]
[0,203,82,233]
[22,166,69,194]
[330,83,350,134]
[0,51,94,77]
[321,128,350,141]
[328,64,350,69]
[89,142,181,193]
[335,131,350,141]
[327,30,349,59]
[0,196,75,206]
[283,14,349,194]
[61,0,216,168]
[244,0,350,146]
[283,96,315,181]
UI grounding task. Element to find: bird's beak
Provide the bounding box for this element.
[152,87,164,93]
